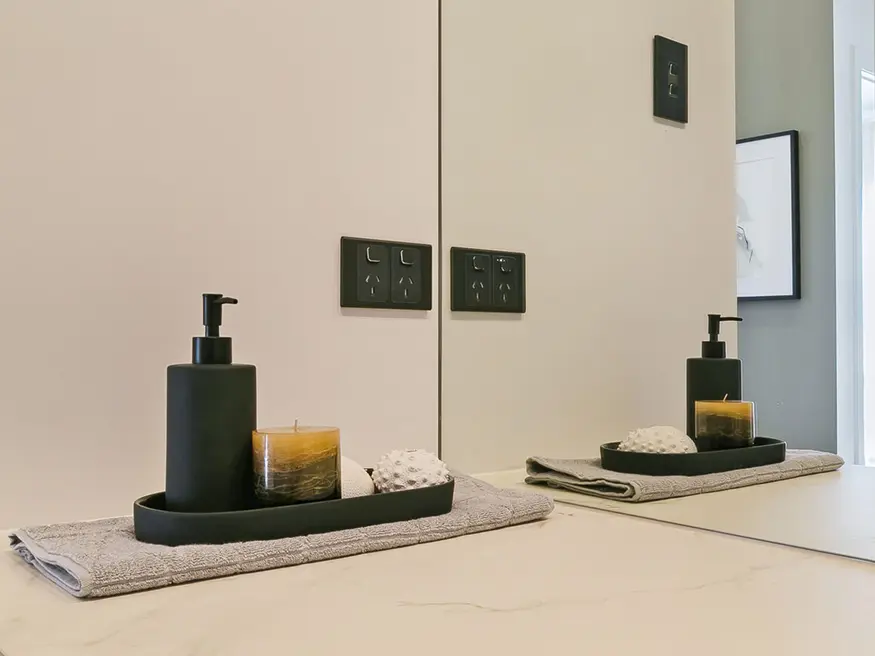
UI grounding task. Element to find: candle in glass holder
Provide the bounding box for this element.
[694,400,756,451]
[252,423,341,505]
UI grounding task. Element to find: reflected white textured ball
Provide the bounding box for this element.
[341,456,375,498]
[371,449,451,493]
[617,426,697,454]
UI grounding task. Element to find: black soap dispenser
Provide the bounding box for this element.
[165,294,257,513]
[685,314,743,438]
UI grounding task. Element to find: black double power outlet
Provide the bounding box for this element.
[340,236,432,310]
[449,247,526,314]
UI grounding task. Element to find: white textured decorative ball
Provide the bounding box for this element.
[341,456,376,498]
[617,426,697,454]
[371,449,451,493]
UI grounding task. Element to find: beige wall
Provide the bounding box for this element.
[440,0,738,472]
[0,1,438,527]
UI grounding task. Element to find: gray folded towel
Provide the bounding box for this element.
[8,475,553,599]
[525,449,844,502]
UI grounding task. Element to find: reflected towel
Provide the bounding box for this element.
[8,475,553,599]
[526,449,843,502]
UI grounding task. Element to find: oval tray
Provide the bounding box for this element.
[134,477,455,546]
[600,437,786,476]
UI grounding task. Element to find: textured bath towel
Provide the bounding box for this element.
[7,475,552,599]
[526,449,843,502]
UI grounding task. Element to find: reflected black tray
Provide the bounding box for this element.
[600,437,786,476]
[134,477,455,547]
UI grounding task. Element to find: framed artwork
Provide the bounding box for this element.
[735,130,801,300]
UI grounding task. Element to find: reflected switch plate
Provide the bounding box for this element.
[653,35,688,124]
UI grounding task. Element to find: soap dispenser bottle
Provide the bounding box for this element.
[165,294,257,513]
[686,314,743,438]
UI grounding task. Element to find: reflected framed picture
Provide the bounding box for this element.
[735,130,801,301]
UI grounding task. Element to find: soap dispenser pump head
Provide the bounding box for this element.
[192,294,238,365]
[702,313,742,358]
[203,293,237,337]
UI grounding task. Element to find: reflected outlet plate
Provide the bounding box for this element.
[450,247,526,313]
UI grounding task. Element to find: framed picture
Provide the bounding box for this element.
[735,130,801,300]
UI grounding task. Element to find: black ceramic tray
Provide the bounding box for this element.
[134,477,455,547]
[600,437,786,476]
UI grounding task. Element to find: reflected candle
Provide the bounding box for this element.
[252,423,341,505]
[694,400,756,451]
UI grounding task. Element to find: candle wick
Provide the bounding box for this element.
[722,394,729,402]
[294,418,298,431]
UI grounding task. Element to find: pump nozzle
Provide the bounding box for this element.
[203,294,238,338]
[193,294,239,364]
[702,314,742,358]
[707,314,742,341]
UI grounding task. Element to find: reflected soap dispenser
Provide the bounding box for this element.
[685,314,743,438]
[165,294,257,513]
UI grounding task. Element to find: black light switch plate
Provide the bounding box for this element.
[340,237,432,310]
[653,35,688,124]
[450,247,526,313]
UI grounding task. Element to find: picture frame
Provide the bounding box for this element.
[735,130,801,301]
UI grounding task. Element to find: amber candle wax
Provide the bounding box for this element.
[694,400,756,451]
[252,425,341,505]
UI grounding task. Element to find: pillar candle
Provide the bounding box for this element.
[693,400,756,451]
[252,424,341,505]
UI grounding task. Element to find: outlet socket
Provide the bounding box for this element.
[340,237,432,310]
[450,247,526,313]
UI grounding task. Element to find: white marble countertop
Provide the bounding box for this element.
[3,497,875,655]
